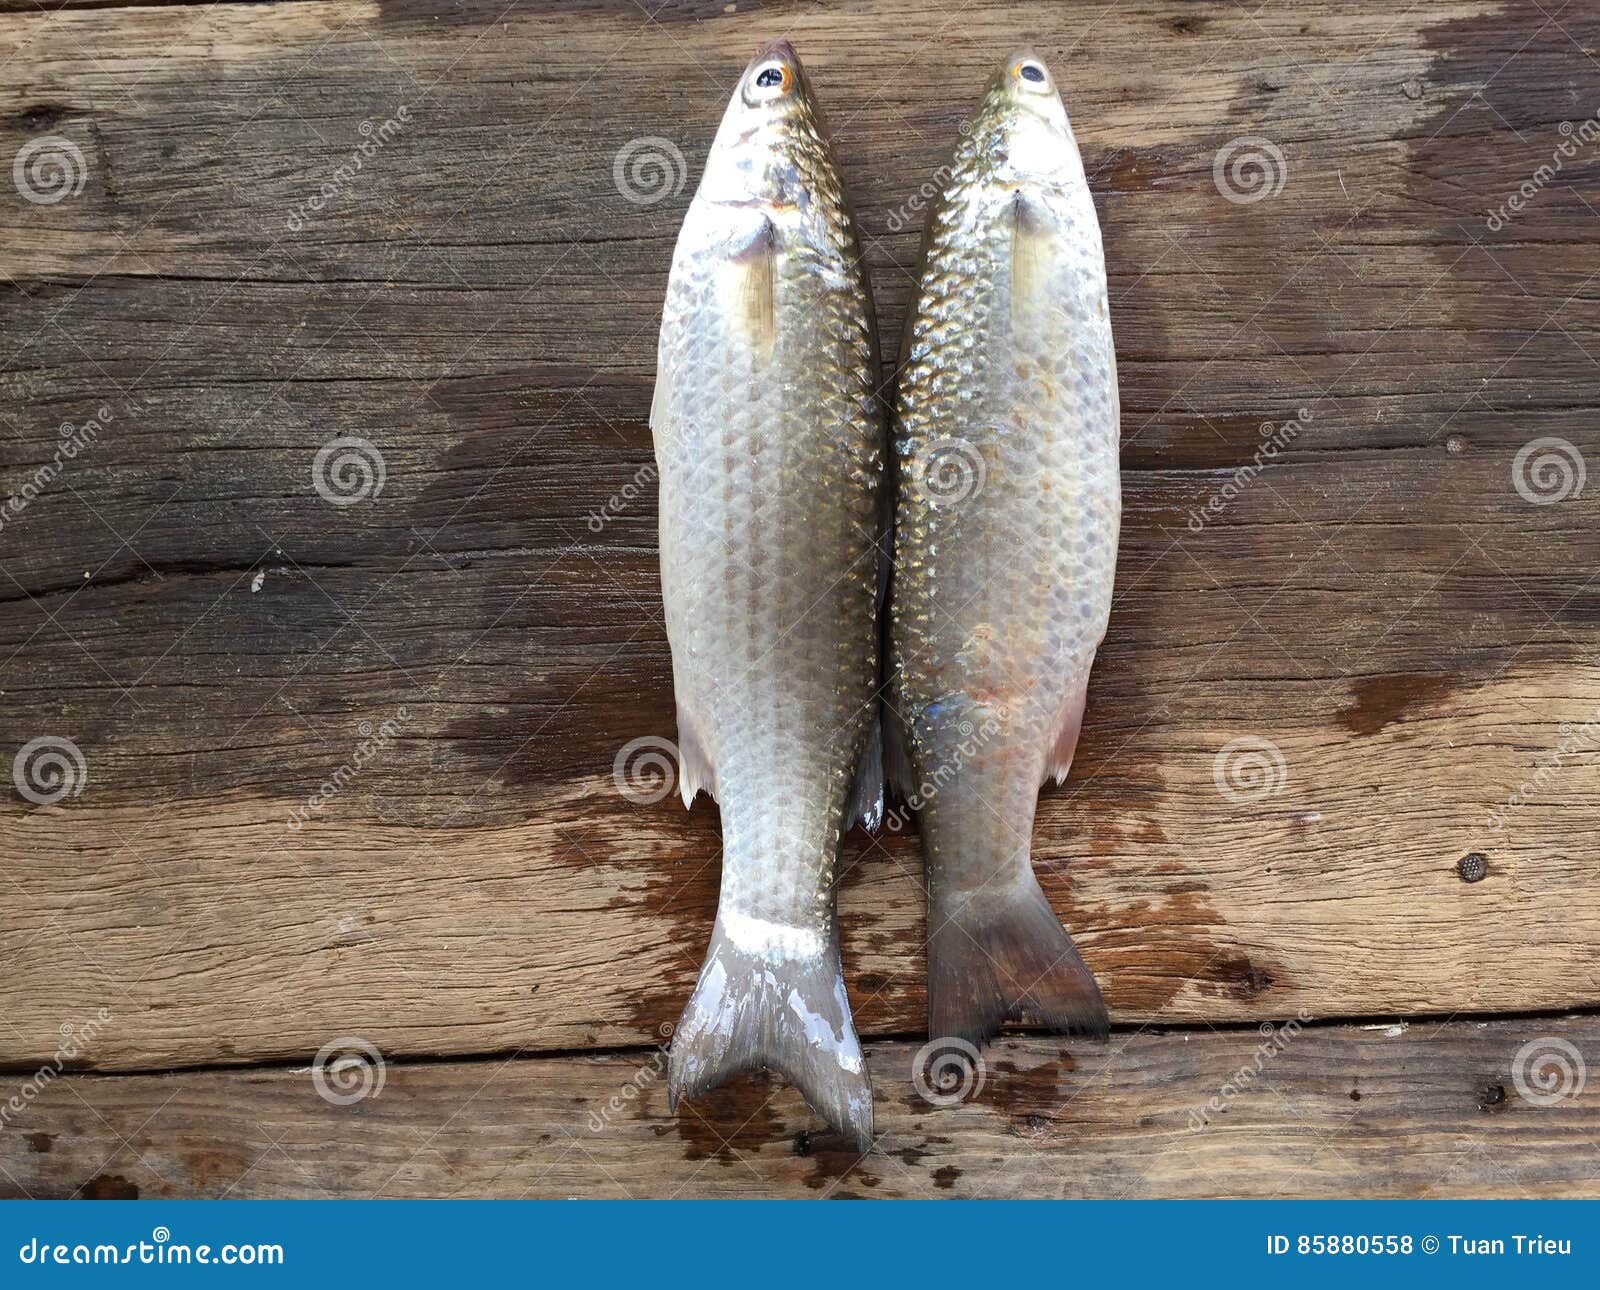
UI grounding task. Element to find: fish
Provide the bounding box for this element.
[650,40,885,1149]
[886,50,1119,1047]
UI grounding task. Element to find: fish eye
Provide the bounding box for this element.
[1018,62,1046,84]
[748,62,792,99]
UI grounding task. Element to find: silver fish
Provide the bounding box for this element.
[652,41,884,1148]
[887,51,1119,1045]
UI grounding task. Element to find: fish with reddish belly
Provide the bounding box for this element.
[651,42,884,1147]
[887,51,1120,1045]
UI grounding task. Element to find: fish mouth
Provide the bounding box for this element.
[752,37,800,68]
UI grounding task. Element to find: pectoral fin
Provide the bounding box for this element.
[723,215,776,349]
[1008,190,1055,328]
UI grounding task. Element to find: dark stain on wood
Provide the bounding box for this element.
[75,1174,140,1200]
[1338,673,1456,737]
[672,1072,786,1164]
[8,103,70,132]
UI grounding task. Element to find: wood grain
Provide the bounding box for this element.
[2,0,1598,1077]
[2,1016,1596,1199]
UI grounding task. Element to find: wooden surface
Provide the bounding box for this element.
[2,0,1599,1196]
[4,1016,1597,1199]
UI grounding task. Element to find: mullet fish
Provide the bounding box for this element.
[651,41,884,1148]
[887,51,1120,1045]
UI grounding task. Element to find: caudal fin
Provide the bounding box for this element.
[928,873,1108,1047]
[668,920,873,1150]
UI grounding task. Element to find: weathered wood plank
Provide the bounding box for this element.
[2,1016,1595,1198]
[2,634,1600,1069]
[1,0,1598,1069]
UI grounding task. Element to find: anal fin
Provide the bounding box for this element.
[847,715,883,831]
[675,701,716,807]
[1044,669,1091,787]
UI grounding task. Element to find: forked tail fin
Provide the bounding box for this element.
[668,918,873,1150]
[928,872,1108,1047]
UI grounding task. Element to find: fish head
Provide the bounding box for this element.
[696,40,827,210]
[971,50,1083,187]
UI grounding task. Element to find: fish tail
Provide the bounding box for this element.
[668,918,874,1151]
[928,872,1108,1047]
